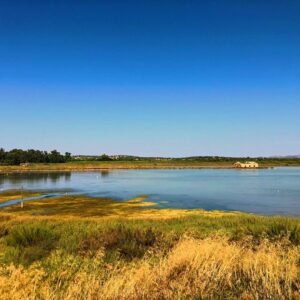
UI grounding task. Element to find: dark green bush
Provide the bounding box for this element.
[0,224,8,238]
[78,225,158,260]
[4,222,58,265]
[227,217,300,245]
[266,222,300,244]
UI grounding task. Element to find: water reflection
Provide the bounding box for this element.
[100,170,110,178]
[0,172,71,186]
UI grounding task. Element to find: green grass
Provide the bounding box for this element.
[1,211,300,299]
[1,213,300,267]
[2,222,58,265]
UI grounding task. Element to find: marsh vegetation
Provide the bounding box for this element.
[0,193,300,299]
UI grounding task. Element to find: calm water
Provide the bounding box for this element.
[1,168,300,216]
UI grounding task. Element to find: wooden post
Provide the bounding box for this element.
[21,186,24,208]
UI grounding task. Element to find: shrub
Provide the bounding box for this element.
[0,224,8,238]
[78,226,158,261]
[266,221,300,245]
[4,222,58,265]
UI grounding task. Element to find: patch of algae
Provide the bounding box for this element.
[0,190,44,203]
[0,194,242,220]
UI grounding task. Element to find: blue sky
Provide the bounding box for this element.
[0,0,299,156]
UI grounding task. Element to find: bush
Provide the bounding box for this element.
[227,217,300,246]
[4,222,58,265]
[266,221,300,245]
[0,224,8,238]
[78,226,158,261]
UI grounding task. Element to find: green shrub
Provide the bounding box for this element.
[227,216,300,245]
[266,221,300,244]
[4,222,58,265]
[78,226,159,261]
[0,224,8,238]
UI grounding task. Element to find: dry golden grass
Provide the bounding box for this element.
[101,237,300,300]
[0,237,299,300]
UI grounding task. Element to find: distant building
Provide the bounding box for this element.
[234,161,259,168]
[109,155,120,160]
[20,163,29,167]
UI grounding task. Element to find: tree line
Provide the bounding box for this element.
[0,148,72,165]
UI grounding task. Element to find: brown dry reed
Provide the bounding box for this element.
[0,236,299,299]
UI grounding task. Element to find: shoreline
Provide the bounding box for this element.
[1,161,296,173]
[0,167,274,174]
[1,166,239,173]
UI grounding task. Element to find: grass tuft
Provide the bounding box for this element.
[4,222,57,265]
[78,226,158,261]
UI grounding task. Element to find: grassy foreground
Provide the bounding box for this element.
[0,194,300,299]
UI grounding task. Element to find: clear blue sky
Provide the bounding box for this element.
[1,0,299,157]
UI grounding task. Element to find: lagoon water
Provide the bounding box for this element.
[1,168,300,216]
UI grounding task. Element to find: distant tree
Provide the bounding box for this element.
[98,154,112,161]
[0,148,69,165]
[49,150,65,163]
[0,148,6,163]
[5,149,24,165]
[65,152,72,161]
